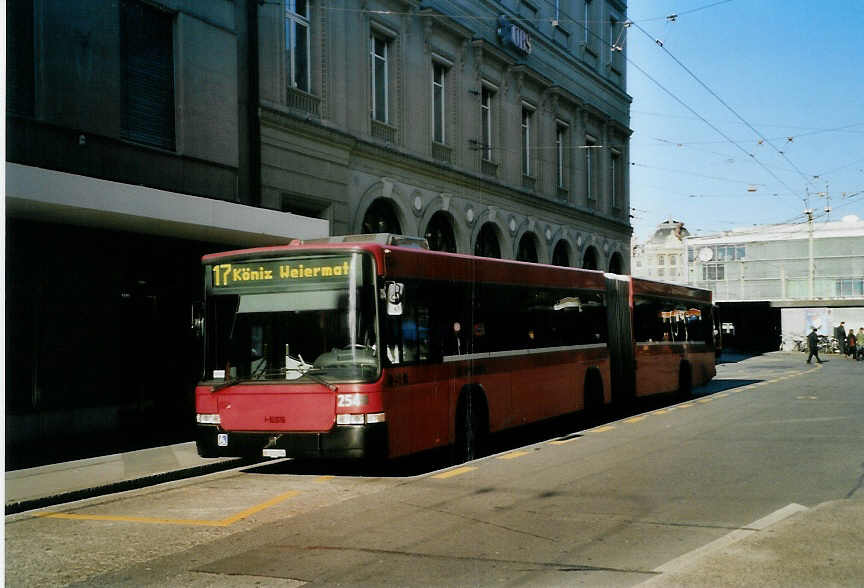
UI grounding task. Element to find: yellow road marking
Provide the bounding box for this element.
[315,475,335,482]
[625,415,647,423]
[716,393,729,398]
[653,409,668,415]
[497,451,531,460]
[678,403,693,408]
[590,425,616,433]
[697,398,713,404]
[432,466,476,479]
[37,490,301,527]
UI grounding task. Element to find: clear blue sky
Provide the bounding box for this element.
[625,0,864,241]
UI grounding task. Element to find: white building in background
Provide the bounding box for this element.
[631,218,689,283]
[633,215,864,350]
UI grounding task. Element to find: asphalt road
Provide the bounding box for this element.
[6,352,864,587]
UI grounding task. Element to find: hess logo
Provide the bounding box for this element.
[264,415,286,424]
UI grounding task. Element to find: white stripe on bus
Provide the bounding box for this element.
[443,343,607,363]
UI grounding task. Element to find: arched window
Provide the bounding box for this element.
[608,251,624,274]
[474,222,501,259]
[361,198,401,234]
[582,246,599,270]
[424,211,457,253]
[552,240,570,267]
[516,232,539,263]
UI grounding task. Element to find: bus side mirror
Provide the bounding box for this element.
[385,282,404,316]
[191,302,204,337]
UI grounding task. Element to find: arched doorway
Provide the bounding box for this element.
[552,240,570,267]
[424,211,457,253]
[608,251,624,274]
[582,246,599,270]
[516,232,539,263]
[361,198,402,234]
[474,222,501,259]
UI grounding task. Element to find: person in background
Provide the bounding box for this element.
[806,326,823,364]
[848,329,857,360]
[835,321,847,356]
[857,327,864,361]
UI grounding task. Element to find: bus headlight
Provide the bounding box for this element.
[196,413,221,425]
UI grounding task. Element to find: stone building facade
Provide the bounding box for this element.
[259,0,632,270]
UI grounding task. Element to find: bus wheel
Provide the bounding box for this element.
[678,361,693,400]
[454,391,487,464]
[584,369,605,425]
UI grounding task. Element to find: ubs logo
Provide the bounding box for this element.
[264,415,286,424]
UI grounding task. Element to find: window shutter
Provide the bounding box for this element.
[122,0,175,150]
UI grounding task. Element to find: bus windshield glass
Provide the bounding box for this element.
[203,253,379,383]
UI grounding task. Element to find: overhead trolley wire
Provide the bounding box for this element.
[629,19,814,203]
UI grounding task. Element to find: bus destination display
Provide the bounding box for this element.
[209,257,352,289]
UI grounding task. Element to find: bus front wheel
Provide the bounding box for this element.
[453,391,487,464]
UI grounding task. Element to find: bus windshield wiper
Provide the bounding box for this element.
[283,354,337,390]
[301,368,337,391]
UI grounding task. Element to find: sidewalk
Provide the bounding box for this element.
[5,442,246,514]
[641,498,864,586]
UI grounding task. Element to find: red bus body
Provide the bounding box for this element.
[195,236,716,460]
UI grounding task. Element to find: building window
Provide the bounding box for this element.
[481,86,494,161]
[286,1,310,92]
[609,17,624,70]
[610,149,620,209]
[432,62,446,144]
[669,255,677,266]
[836,279,864,298]
[702,263,725,281]
[583,0,593,46]
[585,135,596,204]
[121,0,175,150]
[657,268,665,277]
[556,123,568,189]
[521,105,533,177]
[657,254,665,266]
[370,34,389,123]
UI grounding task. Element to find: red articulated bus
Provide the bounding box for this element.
[194,234,716,462]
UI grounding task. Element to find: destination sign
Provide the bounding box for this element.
[209,257,353,289]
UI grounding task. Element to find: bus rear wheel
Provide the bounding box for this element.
[584,369,605,425]
[678,361,693,400]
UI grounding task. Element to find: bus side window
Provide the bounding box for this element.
[384,280,435,365]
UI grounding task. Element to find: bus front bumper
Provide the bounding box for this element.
[195,423,388,460]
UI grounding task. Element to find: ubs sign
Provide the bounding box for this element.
[497,15,532,55]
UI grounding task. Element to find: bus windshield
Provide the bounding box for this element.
[203,253,379,383]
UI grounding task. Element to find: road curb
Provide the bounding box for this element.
[5,458,252,516]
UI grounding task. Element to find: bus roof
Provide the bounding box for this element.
[202,234,711,298]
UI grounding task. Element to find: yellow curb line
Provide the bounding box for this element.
[37,490,302,527]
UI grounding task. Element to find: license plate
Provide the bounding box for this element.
[217,434,229,447]
[263,448,287,458]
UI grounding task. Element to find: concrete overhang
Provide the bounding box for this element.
[5,163,328,247]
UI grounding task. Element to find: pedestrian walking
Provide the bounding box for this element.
[806,326,823,364]
[848,330,857,360]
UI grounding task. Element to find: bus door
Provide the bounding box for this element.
[381,278,450,456]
